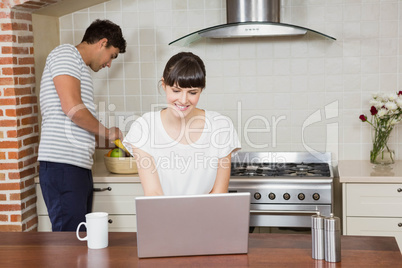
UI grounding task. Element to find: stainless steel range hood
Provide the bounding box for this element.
[169,0,336,46]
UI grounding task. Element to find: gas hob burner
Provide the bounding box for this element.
[231,162,331,177]
[291,164,312,172]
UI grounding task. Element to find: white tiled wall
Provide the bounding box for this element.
[59,0,402,162]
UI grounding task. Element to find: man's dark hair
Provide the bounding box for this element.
[81,19,126,53]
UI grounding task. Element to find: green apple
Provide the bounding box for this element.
[110,148,125,157]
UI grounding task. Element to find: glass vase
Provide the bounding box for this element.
[370,148,395,166]
[370,125,394,167]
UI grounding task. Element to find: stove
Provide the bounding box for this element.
[231,162,331,178]
[228,152,334,228]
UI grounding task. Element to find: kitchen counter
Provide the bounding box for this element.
[338,160,402,183]
[91,159,140,183]
[0,232,400,267]
[34,153,140,184]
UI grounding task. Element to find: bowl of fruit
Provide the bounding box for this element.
[104,139,138,174]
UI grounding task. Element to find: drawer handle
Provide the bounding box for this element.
[397,188,402,193]
[108,219,113,224]
[93,187,112,192]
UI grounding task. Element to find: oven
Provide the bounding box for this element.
[228,152,334,228]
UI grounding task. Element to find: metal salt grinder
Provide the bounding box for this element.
[324,213,341,262]
[311,212,325,260]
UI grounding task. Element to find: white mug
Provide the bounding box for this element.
[76,212,109,249]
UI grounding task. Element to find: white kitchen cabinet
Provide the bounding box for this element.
[342,183,402,252]
[345,184,402,217]
[339,160,402,253]
[342,183,402,253]
[347,217,402,238]
[35,182,144,232]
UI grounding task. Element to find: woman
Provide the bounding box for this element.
[123,52,240,196]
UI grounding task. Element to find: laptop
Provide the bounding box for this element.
[135,192,250,258]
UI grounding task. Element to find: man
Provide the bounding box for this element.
[38,19,127,231]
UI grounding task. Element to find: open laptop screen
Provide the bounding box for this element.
[135,192,250,258]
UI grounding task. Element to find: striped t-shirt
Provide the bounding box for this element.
[38,44,96,170]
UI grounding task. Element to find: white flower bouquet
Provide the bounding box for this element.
[359,91,402,164]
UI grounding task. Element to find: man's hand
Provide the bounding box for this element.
[54,75,125,143]
[107,127,123,144]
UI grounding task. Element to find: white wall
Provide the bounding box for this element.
[58,0,402,163]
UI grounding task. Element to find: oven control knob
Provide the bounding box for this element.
[254,192,261,200]
[312,193,320,200]
[268,193,276,200]
[298,193,305,200]
[283,193,291,200]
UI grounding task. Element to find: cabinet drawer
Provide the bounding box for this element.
[37,215,137,232]
[93,183,144,196]
[346,184,402,217]
[92,196,137,214]
[109,215,137,232]
[346,217,402,253]
[93,183,144,214]
[36,183,144,215]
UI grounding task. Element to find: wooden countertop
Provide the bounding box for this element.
[338,160,402,183]
[0,232,400,267]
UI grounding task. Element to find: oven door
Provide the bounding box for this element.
[249,204,332,228]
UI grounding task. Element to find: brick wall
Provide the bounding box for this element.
[0,0,60,232]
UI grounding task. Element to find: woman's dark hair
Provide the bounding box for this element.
[81,19,126,53]
[162,52,206,89]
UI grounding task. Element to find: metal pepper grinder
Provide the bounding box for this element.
[311,212,325,260]
[324,213,341,262]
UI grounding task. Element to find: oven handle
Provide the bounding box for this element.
[250,210,319,216]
